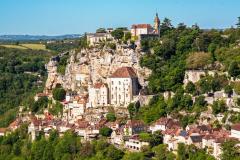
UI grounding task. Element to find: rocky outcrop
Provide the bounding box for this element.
[45,44,152,94]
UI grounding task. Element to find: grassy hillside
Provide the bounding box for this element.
[0,43,47,50]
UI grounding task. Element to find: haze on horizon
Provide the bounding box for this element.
[0,0,240,35]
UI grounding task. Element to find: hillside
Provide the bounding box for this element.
[0,47,53,127]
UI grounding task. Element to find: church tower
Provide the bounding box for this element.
[154,13,160,35]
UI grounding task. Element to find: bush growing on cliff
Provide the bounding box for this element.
[52,87,66,101]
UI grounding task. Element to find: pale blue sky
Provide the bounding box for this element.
[0,0,240,35]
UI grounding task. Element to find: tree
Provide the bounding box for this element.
[212,100,227,115]
[152,144,174,160]
[106,113,116,122]
[185,82,196,95]
[177,143,187,160]
[99,127,112,137]
[52,87,66,101]
[160,18,173,35]
[122,152,145,160]
[224,85,233,97]
[236,17,240,28]
[221,140,240,160]
[111,29,124,40]
[31,96,48,113]
[124,32,131,41]
[96,28,106,33]
[228,61,240,78]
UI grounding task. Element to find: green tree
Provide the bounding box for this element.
[177,143,187,160]
[31,96,48,113]
[212,100,227,115]
[111,29,124,40]
[185,82,196,95]
[236,17,240,28]
[52,87,66,101]
[228,61,240,78]
[221,140,240,160]
[99,127,112,137]
[124,32,131,41]
[106,113,116,122]
[122,152,145,160]
[96,28,106,33]
[224,85,233,97]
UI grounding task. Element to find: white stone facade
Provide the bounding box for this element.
[88,83,108,108]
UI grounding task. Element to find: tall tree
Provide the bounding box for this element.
[236,17,240,28]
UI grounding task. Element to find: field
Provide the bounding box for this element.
[0,43,47,50]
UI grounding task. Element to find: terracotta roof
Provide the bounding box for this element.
[155,117,170,125]
[126,120,145,128]
[232,123,240,131]
[93,83,106,89]
[110,67,137,78]
[131,24,152,29]
[76,120,90,129]
[0,128,7,133]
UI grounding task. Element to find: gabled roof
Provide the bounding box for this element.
[110,67,137,78]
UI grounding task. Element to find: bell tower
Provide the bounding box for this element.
[154,13,160,35]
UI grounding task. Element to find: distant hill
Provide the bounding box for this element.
[0,34,82,41]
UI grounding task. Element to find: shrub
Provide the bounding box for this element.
[99,127,112,137]
[186,52,212,69]
[52,87,66,101]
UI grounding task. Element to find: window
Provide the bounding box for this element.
[112,81,114,85]
[119,95,121,100]
[119,81,121,85]
[112,94,114,98]
[126,94,128,97]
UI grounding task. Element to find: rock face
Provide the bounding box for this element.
[45,44,152,94]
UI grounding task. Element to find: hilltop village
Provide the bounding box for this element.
[1,14,240,160]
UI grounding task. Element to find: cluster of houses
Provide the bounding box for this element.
[62,66,141,122]
[2,112,240,160]
[87,13,160,46]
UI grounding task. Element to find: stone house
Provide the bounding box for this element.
[88,83,108,108]
[123,120,145,136]
[87,33,112,46]
[131,24,153,38]
[150,117,181,133]
[65,95,87,121]
[108,67,140,107]
[28,117,42,141]
[125,135,149,152]
[110,130,124,147]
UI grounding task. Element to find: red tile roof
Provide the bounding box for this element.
[93,83,106,89]
[131,24,152,29]
[232,123,240,131]
[0,128,7,133]
[110,67,137,78]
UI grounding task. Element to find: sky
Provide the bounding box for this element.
[0,0,240,35]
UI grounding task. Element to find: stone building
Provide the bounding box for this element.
[87,83,109,108]
[131,13,160,38]
[87,33,113,46]
[108,67,140,107]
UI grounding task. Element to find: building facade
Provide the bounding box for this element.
[108,67,139,107]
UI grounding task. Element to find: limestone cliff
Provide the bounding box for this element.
[45,44,152,94]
